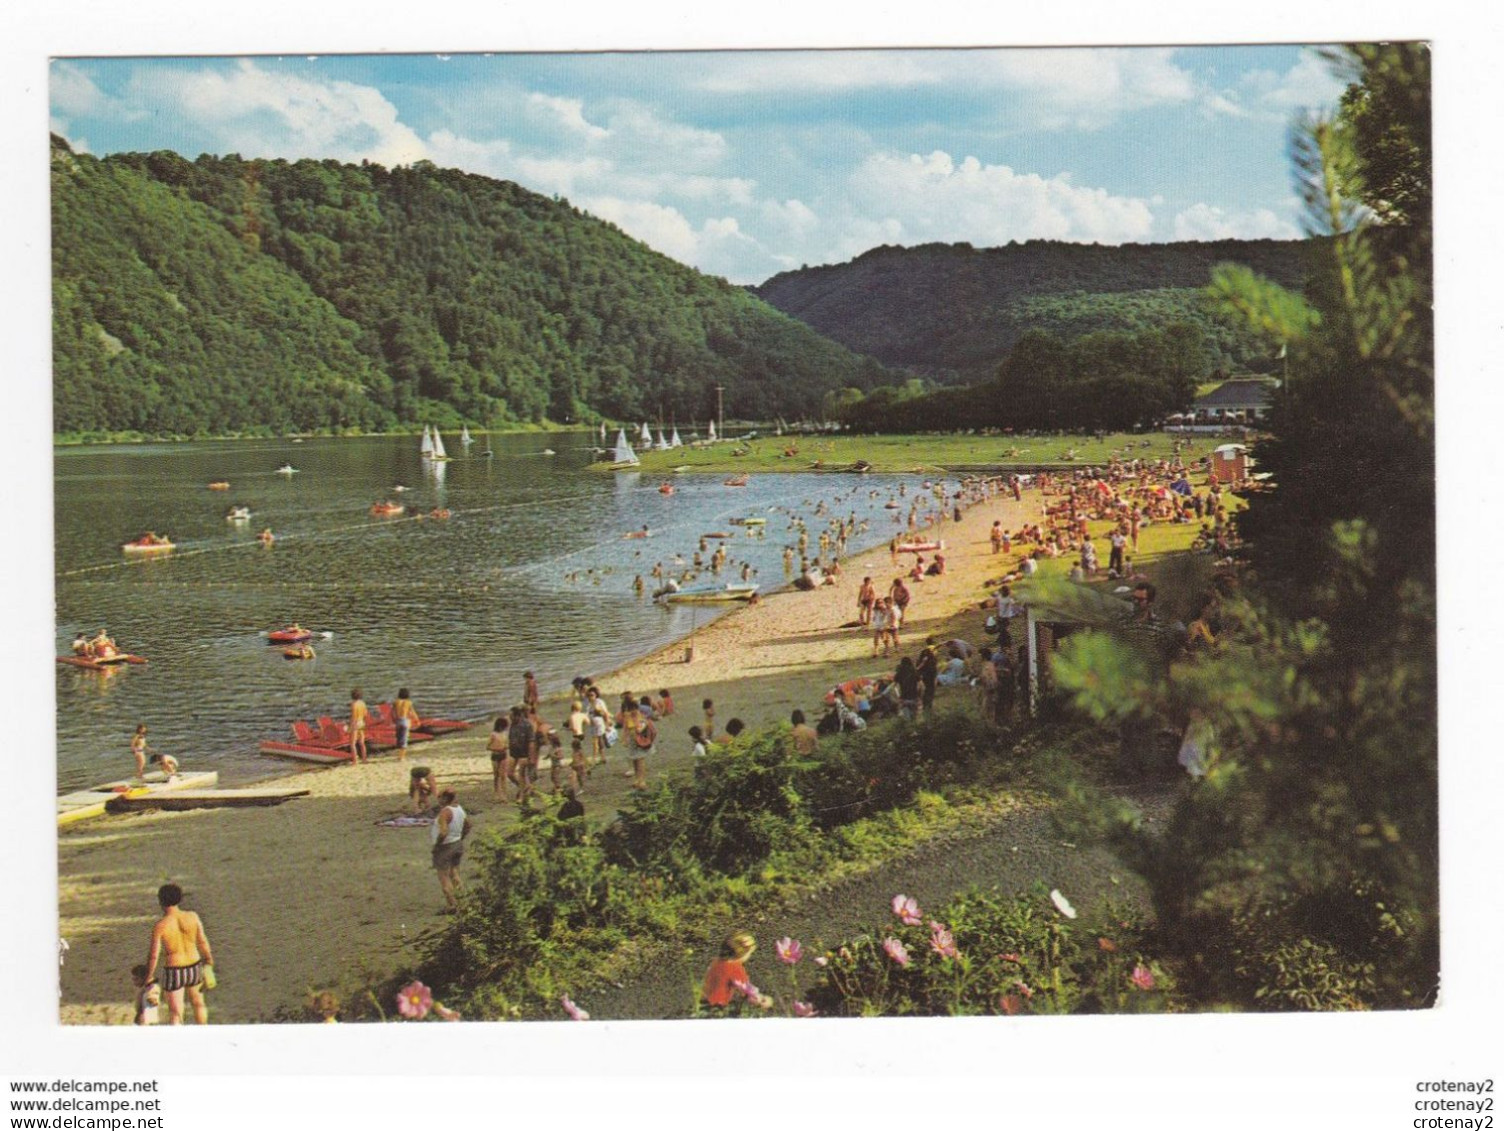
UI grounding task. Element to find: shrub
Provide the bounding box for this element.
[803,888,1175,1017]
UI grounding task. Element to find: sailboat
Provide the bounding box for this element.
[670,427,683,448]
[422,425,452,462]
[708,420,718,442]
[639,422,653,446]
[655,429,671,452]
[612,429,640,467]
[460,425,474,448]
[600,422,608,442]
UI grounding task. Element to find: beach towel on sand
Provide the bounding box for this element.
[377,814,435,828]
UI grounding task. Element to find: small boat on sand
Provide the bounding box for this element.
[895,540,945,554]
[208,481,230,491]
[656,582,759,605]
[58,770,218,827]
[370,501,405,517]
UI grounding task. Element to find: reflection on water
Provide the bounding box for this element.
[55,434,936,791]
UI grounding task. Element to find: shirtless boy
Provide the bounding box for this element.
[144,883,214,1025]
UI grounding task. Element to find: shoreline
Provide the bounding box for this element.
[57,475,1039,1023]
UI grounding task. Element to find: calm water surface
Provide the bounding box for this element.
[55,434,937,790]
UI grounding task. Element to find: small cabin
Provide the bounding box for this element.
[1210,443,1249,481]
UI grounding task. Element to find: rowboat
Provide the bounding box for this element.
[657,582,758,605]
[122,534,174,554]
[207,481,230,491]
[58,770,218,827]
[722,475,749,487]
[370,501,405,516]
[57,652,147,672]
[702,532,730,539]
[267,627,312,644]
[729,517,767,526]
[658,483,675,495]
[105,786,310,813]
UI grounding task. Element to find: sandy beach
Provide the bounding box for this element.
[59,478,1040,1023]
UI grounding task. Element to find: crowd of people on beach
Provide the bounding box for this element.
[113,437,1242,1022]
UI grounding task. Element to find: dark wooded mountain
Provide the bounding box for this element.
[751,238,1315,382]
[51,136,894,437]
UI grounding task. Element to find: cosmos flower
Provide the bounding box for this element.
[891,894,923,926]
[775,937,804,965]
[792,1001,818,1018]
[732,980,773,1009]
[560,994,590,1021]
[883,938,912,967]
[1014,980,1035,999]
[396,980,432,1020]
[929,922,960,960]
[1131,965,1156,991]
[999,993,1023,1016]
[1049,889,1078,919]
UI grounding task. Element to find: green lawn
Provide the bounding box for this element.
[600,431,1213,475]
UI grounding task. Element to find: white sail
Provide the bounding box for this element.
[432,429,448,460]
[640,421,653,444]
[600,422,607,441]
[613,429,639,465]
[655,429,671,451]
[670,427,682,448]
[708,420,717,442]
[420,426,435,458]
[460,425,473,446]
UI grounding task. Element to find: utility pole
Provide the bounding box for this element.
[715,384,724,442]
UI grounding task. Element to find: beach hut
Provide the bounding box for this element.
[1211,443,1249,481]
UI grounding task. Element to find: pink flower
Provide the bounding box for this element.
[1014,980,1035,999]
[775,937,804,965]
[891,894,923,926]
[732,979,772,1009]
[560,994,590,1021]
[792,1000,817,1018]
[882,937,911,967]
[929,922,960,960]
[432,1002,461,1022]
[1131,964,1156,991]
[396,980,432,1020]
[999,993,1023,1016]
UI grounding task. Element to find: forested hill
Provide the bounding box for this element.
[50,136,895,437]
[751,238,1314,382]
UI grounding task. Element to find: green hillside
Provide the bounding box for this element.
[50,136,894,437]
[751,238,1315,381]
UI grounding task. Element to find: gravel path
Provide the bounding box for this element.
[581,785,1174,1019]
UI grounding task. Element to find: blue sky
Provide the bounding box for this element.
[50,47,1347,284]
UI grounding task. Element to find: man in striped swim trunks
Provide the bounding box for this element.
[144,883,215,1024]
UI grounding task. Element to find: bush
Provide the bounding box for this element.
[800,887,1175,1017]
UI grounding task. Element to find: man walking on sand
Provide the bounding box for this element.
[144,883,214,1025]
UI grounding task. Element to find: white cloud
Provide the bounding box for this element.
[1213,49,1348,121]
[525,92,609,139]
[126,59,429,167]
[846,149,1155,246]
[50,61,110,119]
[581,196,780,280]
[1172,202,1300,241]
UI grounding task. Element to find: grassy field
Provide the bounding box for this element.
[600,431,1227,475]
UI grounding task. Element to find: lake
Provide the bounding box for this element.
[54,432,936,791]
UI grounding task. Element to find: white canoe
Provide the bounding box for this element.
[58,770,219,827]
